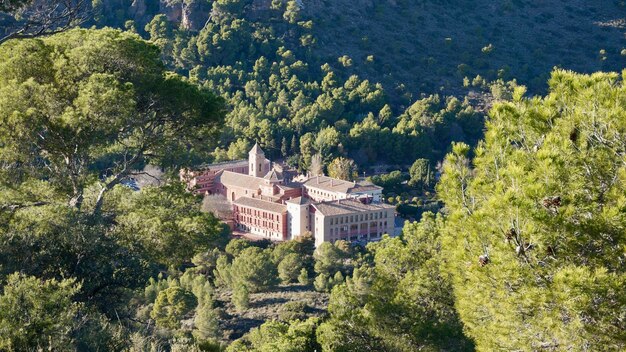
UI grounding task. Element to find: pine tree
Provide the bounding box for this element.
[291,135,298,154]
[298,268,309,285]
[281,136,288,157]
[438,70,626,350]
[314,273,330,292]
[232,283,250,312]
[193,294,219,341]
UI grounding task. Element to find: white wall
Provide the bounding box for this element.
[287,203,308,240]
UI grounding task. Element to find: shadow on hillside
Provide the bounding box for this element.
[250,296,289,308]
[274,284,314,293]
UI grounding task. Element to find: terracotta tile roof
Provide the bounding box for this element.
[249,142,264,155]
[194,159,248,171]
[351,183,382,192]
[276,184,298,192]
[303,175,355,193]
[216,170,265,190]
[234,196,287,213]
[286,197,310,205]
[312,199,395,216]
[264,169,282,181]
[303,175,382,194]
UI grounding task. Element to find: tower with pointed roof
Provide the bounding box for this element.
[249,142,269,178]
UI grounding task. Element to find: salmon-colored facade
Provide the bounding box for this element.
[181,143,395,246]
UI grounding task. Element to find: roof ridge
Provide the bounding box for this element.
[249,142,264,154]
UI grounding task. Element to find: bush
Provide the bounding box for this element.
[279,301,309,322]
[278,253,304,284]
[231,247,279,292]
[314,273,330,292]
[298,268,309,285]
[151,286,197,329]
[225,239,251,258]
[232,283,249,312]
[0,274,82,351]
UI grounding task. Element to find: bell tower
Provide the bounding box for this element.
[248,142,268,178]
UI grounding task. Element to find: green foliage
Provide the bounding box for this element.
[283,0,301,24]
[193,302,220,341]
[179,270,214,307]
[115,183,229,267]
[408,158,434,190]
[327,157,358,181]
[0,28,224,212]
[151,286,198,329]
[0,28,228,351]
[0,273,81,351]
[228,318,321,352]
[3,3,625,350]
[313,273,331,293]
[231,247,279,293]
[278,253,304,284]
[226,238,253,258]
[438,70,626,350]
[192,248,223,277]
[317,214,473,351]
[369,170,408,194]
[214,254,234,289]
[315,126,341,161]
[313,241,352,277]
[102,1,485,169]
[332,271,344,285]
[0,204,153,315]
[144,276,168,303]
[297,268,309,285]
[0,0,30,12]
[232,282,250,312]
[278,301,309,322]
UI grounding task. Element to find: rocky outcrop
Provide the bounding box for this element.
[129,0,147,21]
[160,0,183,23]
[181,0,212,31]
[154,0,211,31]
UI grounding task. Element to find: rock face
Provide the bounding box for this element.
[160,0,183,23]
[130,0,147,21]
[181,0,212,31]
[154,0,211,31]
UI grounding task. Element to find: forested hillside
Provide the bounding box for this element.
[85,0,626,95]
[49,0,623,168]
[307,0,626,94]
[0,1,625,351]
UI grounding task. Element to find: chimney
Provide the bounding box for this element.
[317,175,319,184]
[331,179,334,187]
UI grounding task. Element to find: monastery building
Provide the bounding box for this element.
[181,143,396,246]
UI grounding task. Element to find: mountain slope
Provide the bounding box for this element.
[305,0,626,95]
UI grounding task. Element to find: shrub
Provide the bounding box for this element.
[231,247,279,292]
[298,268,309,285]
[279,301,309,322]
[151,286,197,329]
[278,253,304,284]
[232,283,249,312]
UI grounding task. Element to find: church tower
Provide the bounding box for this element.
[249,142,269,178]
